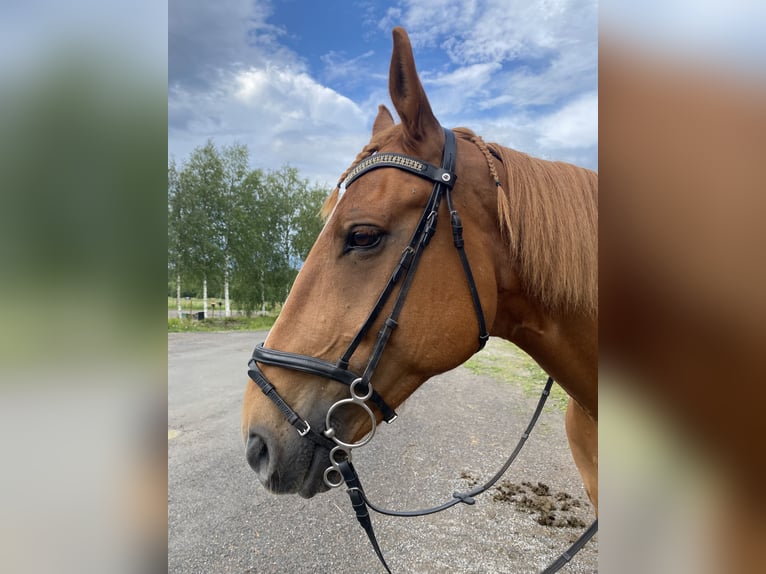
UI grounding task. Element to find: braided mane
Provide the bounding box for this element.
[454,127,597,317]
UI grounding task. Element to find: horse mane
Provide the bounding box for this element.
[453,127,598,317]
[322,126,598,317]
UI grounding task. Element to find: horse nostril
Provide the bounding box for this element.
[246,432,271,479]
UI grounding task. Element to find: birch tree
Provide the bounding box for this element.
[173,140,225,317]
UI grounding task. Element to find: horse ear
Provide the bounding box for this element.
[372,105,395,135]
[389,27,441,148]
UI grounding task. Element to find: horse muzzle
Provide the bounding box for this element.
[246,424,332,498]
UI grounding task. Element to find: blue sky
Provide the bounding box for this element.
[168,0,598,186]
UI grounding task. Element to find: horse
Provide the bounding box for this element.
[241,25,597,552]
[599,38,766,574]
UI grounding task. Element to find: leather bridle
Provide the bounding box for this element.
[248,127,487,470]
[247,127,597,573]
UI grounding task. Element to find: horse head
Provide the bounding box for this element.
[241,28,504,497]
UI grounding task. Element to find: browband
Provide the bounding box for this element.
[342,152,456,190]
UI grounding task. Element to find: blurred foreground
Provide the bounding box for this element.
[0,2,167,573]
[600,5,766,573]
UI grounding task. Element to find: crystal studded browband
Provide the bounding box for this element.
[341,151,456,190]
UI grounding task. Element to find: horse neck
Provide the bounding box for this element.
[475,148,597,419]
[492,295,598,419]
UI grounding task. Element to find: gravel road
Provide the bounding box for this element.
[169,331,597,573]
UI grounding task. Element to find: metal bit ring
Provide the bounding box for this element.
[323,446,351,488]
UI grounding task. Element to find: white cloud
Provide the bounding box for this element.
[377,0,597,167]
[320,50,376,82]
[384,0,595,65]
[380,0,479,44]
[455,91,598,169]
[232,66,363,126]
[536,91,598,149]
[421,62,502,115]
[479,47,597,110]
[169,0,598,180]
[169,0,287,89]
[169,65,371,186]
[425,62,501,88]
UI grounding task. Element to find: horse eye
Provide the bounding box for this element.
[346,228,383,251]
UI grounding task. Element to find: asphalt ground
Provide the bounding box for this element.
[169,331,597,573]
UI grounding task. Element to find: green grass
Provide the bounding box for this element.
[168,314,277,332]
[463,338,569,411]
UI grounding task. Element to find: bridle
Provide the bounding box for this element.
[248,127,486,474]
[247,127,597,573]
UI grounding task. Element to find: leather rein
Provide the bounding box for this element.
[247,128,597,572]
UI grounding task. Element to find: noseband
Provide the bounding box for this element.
[247,127,596,573]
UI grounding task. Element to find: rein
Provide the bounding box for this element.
[247,127,596,572]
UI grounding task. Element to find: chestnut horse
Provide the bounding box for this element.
[242,27,597,521]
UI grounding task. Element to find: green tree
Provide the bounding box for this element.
[167,159,182,314]
[171,140,226,316]
[229,166,327,314]
[265,166,326,301]
[292,182,327,261]
[169,141,329,317]
[218,142,251,316]
[228,167,270,315]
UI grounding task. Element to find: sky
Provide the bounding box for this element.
[168,0,598,186]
